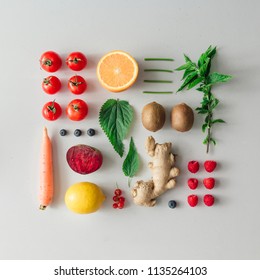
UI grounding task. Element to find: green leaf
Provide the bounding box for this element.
[182,69,196,80]
[199,58,210,76]
[198,53,207,68]
[203,136,209,145]
[211,98,219,110]
[187,77,204,90]
[184,54,192,63]
[122,137,140,179]
[198,46,216,67]
[175,62,191,71]
[207,46,217,59]
[99,99,133,157]
[196,86,204,92]
[207,72,232,85]
[202,123,208,133]
[210,138,217,145]
[212,119,225,124]
[177,72,198,92]
[196,108,208,114]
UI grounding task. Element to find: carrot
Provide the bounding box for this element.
[39,127,54,210]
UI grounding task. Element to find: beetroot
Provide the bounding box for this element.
[66,144,103,175]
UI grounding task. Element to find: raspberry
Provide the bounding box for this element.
[188,161,200,173]
[188,178,199,190]
[204,160,217,173]
[203,177,215,189]
[204,194,214,206]
[187,195,198,207]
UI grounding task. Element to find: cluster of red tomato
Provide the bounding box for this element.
[40,51,89,121]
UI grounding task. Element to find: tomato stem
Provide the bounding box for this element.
[72,104,80,111]
[67,58,82,64]
[70,80,82,87]
[47,100,57,113]
[43,59,52,66]
[43,77,51,85]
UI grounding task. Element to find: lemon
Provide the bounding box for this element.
[65,182,105,214]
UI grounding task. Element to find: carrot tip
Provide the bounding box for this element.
[39,205,47,210]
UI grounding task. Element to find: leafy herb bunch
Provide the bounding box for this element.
[176,46,232,153]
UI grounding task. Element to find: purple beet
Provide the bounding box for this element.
[66,144,103,174]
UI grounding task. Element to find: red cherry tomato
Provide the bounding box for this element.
[66,52,87,71]
[42,76,62,94]
[68,75,87,94]
[66,99,88,121]
[40,51,62,72]
[42,101,62,121]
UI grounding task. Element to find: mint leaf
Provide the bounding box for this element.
[122,137,139,179]
[187,77,204,90]
[99,99,133,157]
[207,72,232,85]
[202,123,208,133]
[212,119,225,124]
[177,72,198,92]
[182,69,196,80]
[175,62,191,71]
[199,57,210,76]
[210,138,217,145]
[184,54,192,63]
[198,53,208,68]
[211,98,220,110]
[198,46,216,68]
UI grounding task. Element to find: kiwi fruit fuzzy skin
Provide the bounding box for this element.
[142,102,166,132]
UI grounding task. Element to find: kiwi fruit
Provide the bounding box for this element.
[142,102,166,132]
[171,103,194,132]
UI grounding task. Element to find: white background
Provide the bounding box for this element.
[0,0,259,260]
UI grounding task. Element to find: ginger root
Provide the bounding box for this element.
[131,136,180,207]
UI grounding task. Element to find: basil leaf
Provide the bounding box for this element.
[99,99,133,157]
[207,72,232,85]
[122,137,140,179]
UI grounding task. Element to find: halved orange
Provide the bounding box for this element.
[96,50,139,92]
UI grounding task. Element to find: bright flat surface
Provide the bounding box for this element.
[0,0,259,260]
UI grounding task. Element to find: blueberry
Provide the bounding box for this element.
[168,200,177,209]
[87,128,95,136]
[60,129,67,136]
[74,129,82,137]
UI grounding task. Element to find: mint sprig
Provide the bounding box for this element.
[176,46,232,153]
